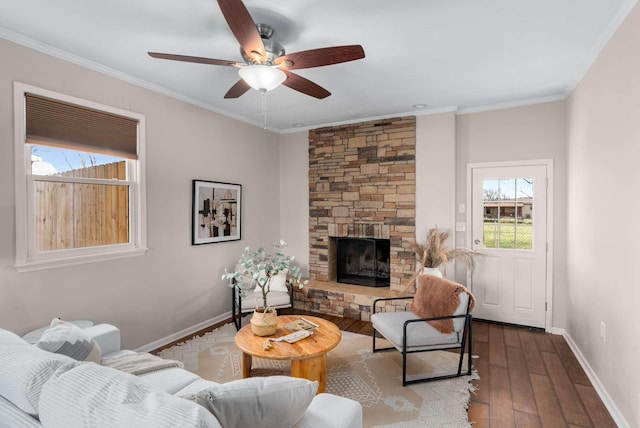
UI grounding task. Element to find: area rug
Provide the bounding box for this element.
[159,323,478,427]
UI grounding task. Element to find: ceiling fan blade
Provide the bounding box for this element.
[275,45,365,70]
[148,52,240,67]
[282,71,331,99]
[217,0,266,63]
[224,79,251,99]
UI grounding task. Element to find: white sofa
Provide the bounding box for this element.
[0,324,362,428]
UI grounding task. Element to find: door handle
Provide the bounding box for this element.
[474,239,481,245]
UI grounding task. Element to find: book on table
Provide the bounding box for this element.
[283,317,319,332]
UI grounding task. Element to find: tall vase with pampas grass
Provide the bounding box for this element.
[410,226,481,285]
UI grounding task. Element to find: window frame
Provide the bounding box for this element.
[14,82,148,272]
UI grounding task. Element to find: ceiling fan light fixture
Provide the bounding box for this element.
[239,65,286,92]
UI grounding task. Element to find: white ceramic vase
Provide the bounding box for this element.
[421,267,443,278]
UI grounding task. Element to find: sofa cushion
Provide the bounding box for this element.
[0,328,74,416]
[293,393,363,428]
[183,376,317,428]
[36,318,101,363]
[39,362,221,428]
[175,378,222,397]
[138,367,202,395]
[239,290,291,310]
[371,311,461,352]
[0,396,41,428]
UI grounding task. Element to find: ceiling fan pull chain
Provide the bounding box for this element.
[261,89,267,129]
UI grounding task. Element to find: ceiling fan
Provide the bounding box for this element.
[148,0,365,100]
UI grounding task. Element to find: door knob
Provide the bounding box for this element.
[474,239,481,245]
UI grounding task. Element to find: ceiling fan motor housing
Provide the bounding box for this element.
[240,24,285,64]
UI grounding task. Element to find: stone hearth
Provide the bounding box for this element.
[294,280,411,321]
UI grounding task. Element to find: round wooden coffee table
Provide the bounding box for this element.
[235,315,341,393]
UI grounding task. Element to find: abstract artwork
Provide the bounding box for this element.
[192,180,241,244]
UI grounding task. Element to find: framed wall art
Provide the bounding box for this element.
[192,180,241,245]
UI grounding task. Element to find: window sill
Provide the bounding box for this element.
[14,247,149,273]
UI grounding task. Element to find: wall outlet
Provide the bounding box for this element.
[600,321,606,343]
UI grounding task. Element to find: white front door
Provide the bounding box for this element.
[468,162,550,328]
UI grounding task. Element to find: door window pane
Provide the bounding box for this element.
[483,178,533,249]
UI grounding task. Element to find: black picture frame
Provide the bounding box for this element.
[192,180,241,245]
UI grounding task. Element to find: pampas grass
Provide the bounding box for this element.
[410,227,482,283]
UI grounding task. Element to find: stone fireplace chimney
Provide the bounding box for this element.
[308,116,416,292]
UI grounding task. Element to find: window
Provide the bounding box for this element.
[14,83,147,271]
[482,177,533,250]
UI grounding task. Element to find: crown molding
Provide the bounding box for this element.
[0,27,273,132]
[456,94,567,115]
[278,105,459,134]
[564,0,639,96]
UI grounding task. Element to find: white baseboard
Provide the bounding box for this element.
[561,330,631,428]
[549,326,565,335]
[134,311,232,353]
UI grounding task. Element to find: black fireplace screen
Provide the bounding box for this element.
[336,238,390,287]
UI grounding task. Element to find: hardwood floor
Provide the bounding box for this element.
[297,310,617,428]
[157,310,617,427]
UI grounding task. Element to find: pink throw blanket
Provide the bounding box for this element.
[410,275,476,334]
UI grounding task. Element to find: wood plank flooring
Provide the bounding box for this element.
[155,310,617,427]
[297,310,617,428]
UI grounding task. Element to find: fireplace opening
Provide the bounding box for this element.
[336,238,390,287]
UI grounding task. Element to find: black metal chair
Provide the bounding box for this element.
[231,278,294,330]
[371,282,473,386]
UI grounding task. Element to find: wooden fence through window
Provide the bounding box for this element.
[35,161,129,251]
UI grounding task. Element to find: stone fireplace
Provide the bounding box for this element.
[295,116,417,319]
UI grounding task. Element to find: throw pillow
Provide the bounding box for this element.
[253,269,289,293]
[0,328,75,416]
[183,376,317,428]
[36,318,101,364]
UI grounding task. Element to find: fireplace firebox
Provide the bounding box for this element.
[336,238,390,287]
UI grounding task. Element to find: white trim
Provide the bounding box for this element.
[466,159,554,331]
[562,330,632,428]
[14,83,28,268]
[13,82,148,271]
[0,28,269,131]
[15,248,148,273]
[456,95,567,116]
[30,175,131,186]
[279,105,460,134]
[134,312,232,353]
[0,27,584,135]
[549,327,565,336]
[564,0,639,96]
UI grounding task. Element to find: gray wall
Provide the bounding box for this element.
[0,38,281,349]
[566,2,640,425]
[454,101,568,328]
[281,103,569,329]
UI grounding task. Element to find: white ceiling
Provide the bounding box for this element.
[0,0,636,132]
